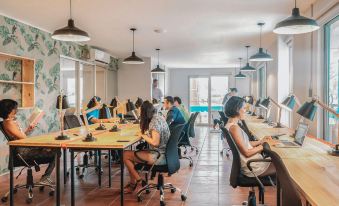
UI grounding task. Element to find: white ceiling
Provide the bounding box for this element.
[0,0,317,68]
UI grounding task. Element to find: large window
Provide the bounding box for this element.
[257,65,266,99]
[325,15,339,145]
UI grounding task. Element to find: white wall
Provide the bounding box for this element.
[167,68,251,108]
[117,57,152,100]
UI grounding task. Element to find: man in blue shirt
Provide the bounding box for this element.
[86,96,118,125]
[163,96,186,125]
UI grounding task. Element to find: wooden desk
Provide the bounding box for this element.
[7,123,140,206]
[65,123,141,206]
[245,115,339,206]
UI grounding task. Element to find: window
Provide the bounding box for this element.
[278,37,293,127]
[60,57,96,114]
[324,15,339,145]
[257,65,266,99]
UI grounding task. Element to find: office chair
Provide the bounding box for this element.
[0,121,55,204]
[218,111,231,156]
[178,112,199,167]
[220,126,275,205]
[135,123,187,206]
[64,115,103,179]
[262,143,302,206]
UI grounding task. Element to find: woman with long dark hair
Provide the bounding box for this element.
[225,96,276,177]
[123,100,170,194]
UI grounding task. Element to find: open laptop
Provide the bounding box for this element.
[274,122,309,148]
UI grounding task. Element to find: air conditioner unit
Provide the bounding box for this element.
[93,49,110,65]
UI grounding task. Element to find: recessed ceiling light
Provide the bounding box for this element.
[154,28,167,34]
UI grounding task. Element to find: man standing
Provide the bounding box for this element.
[152,79,163,102]
[163,96,186,125]
[222,88,238,106]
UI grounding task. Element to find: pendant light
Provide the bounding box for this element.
[52,0,90,42]
[241,45,256,72]
[273,0,319,34]
[151,49,165,73]
[249,23,273,62]
[123,28,144,64]
[235,58,246,79]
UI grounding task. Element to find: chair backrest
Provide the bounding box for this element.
[264,145,302,206]
[64,114,82,130]
[218,111,228,124]
[220,126,241,188]
[0,121,14,142]
[166,123,185,175]
[188,112,199,138]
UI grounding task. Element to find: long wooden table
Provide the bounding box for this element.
[8,123,141,206]
[245,115,339,206]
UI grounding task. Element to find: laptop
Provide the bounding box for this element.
[275,122,309,148]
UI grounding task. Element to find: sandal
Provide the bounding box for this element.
[123,182,137,194]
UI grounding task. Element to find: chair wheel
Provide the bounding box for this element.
[189,162,193,167]
[39,186,44,192]
[171,188,176,193]
[191,147,194,151]
[104,155,108,159]
[76,167,80,172]
[13,188,18,193]
[184,151,187,155]
[79,174,84,179]
[49,190,55,196]
[181,194,187,201]
[67,172,70,176]
[137,196,142,202]
[1,196,8,203]
[26,197,33,204]
[146,189,150,194]
[160,201,166,206]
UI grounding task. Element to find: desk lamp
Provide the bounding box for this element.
[109,97,118,115]
[281,94,301,111]
[55,93,70,140]
[245,96,254,114]
[256,99,265,119]
[260,97,283,128]
[96,104,113,130]
[297,98,339,156]
[251,99,261,116]
[81,105,101,142]
[126,99,139,124]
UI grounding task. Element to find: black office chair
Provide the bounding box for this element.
[135,124,187,206]
[220,126,275,205]
[178,112,199,167]
[263,143,302,206]
[64,115,102,179]
[0,121,55,204]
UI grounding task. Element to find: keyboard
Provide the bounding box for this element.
[281,141,297,146]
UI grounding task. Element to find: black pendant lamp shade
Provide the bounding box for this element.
[260,97,270,110]
[281,95,296,111]
[52,0,90,42]
[250,23,273,62]
[135,97,143,109]
[235,58,246,79]
[273,0,319,34]
[296,100,317,121]
[151,49,165,73]
[241,46,256,72]
[56,95,70,109]
[126,99,136,112]
[123,28,144,64]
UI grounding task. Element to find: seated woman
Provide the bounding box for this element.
[225,96,275,177]
[0,99,58,184]
[123,100,170,194]
[85,96,118,125]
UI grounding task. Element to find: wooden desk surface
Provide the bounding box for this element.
[245,115,339,206]
[8,123,141,150]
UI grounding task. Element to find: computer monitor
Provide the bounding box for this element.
[294,122,309,145]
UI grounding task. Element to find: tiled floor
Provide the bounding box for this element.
[0,126,276,206]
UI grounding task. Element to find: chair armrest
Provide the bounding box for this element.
[246,159,272,171]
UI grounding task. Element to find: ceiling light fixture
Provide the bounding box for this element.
[235,58,246,79]
[52,0,90,42]
[123,28,144,64]
[273,0,319,34]
[151,49,165,73]
[250,22,273,62]
[241,45,256,72]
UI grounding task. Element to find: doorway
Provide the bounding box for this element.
[189,75,229,125]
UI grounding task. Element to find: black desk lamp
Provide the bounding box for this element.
[126,99,139,124]
[260,97,283,128]
[55,94,70,140]
[297,98,339,156]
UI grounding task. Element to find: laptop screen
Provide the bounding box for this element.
[295,123,309,145]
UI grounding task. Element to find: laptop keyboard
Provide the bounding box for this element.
[282,141,297,146]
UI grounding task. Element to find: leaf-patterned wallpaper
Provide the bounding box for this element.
[0,15,91,174]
